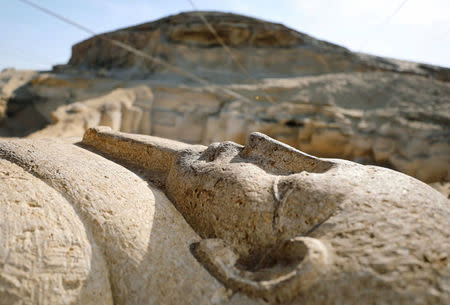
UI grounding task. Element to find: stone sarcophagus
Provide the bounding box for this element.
[0,127,448,305]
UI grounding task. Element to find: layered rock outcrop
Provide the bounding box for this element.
[68,12,450,82]
[1,129,448,304]
[0,12,449,184]
[0,136,255,305]
[16,71,449,183]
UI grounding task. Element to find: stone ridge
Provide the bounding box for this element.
[82,11,345,49]
[67,11,450,81]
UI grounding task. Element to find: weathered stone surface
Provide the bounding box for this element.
[0,137,258,305]
[0,158,113,305]
[0,70,133,137]
[220,73,450,182]
[7,70,447,183]
[1,128,449,304]
[84,127,450,304]
[0,69,37,100]
[0,69,40,134]
[27,86,153,138]
[1,11,448,302]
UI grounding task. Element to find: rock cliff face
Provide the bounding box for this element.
[0,12,449,184]
[68,12,450,82]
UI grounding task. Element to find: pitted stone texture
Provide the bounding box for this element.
[82,128,449,304]
[0,159,112,305]
[1,128,449,305]
[0,138,260,305]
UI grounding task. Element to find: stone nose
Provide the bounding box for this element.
[240,132,334,175]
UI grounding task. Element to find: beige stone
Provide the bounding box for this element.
[120,104,143,133]
[2,67,446,183]
[25,86,153,139]
[0,137,259,305]
[3,71,443,183]
[1,128,449,304]
[0,158,112,305]
[81,127,449,304]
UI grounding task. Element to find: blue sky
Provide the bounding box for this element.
[1,0,449,71]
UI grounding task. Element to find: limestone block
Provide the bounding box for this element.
[80,127,449,304]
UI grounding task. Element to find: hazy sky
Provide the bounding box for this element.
[1,0,449,71]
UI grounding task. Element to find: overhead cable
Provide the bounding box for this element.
[16,0,251,102]
[187,0,275,102]
[359,0,409,50]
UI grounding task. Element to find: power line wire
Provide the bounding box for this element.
[359,0,409,50]
[16,0,251,102]
[187,0,275,102]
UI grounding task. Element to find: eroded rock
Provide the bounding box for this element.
[1,128,449,304]
[0,158,113,305]
[26,86,153,138]
[83,127,448,304]
[14,71,448,183]
[0,137,257,305]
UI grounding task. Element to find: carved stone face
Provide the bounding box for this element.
[163,132,449,303]
[80,127,449,304]
[166,134,345,264]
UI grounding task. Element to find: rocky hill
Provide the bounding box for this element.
[0,11,449,185]
[67,11,450,82]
